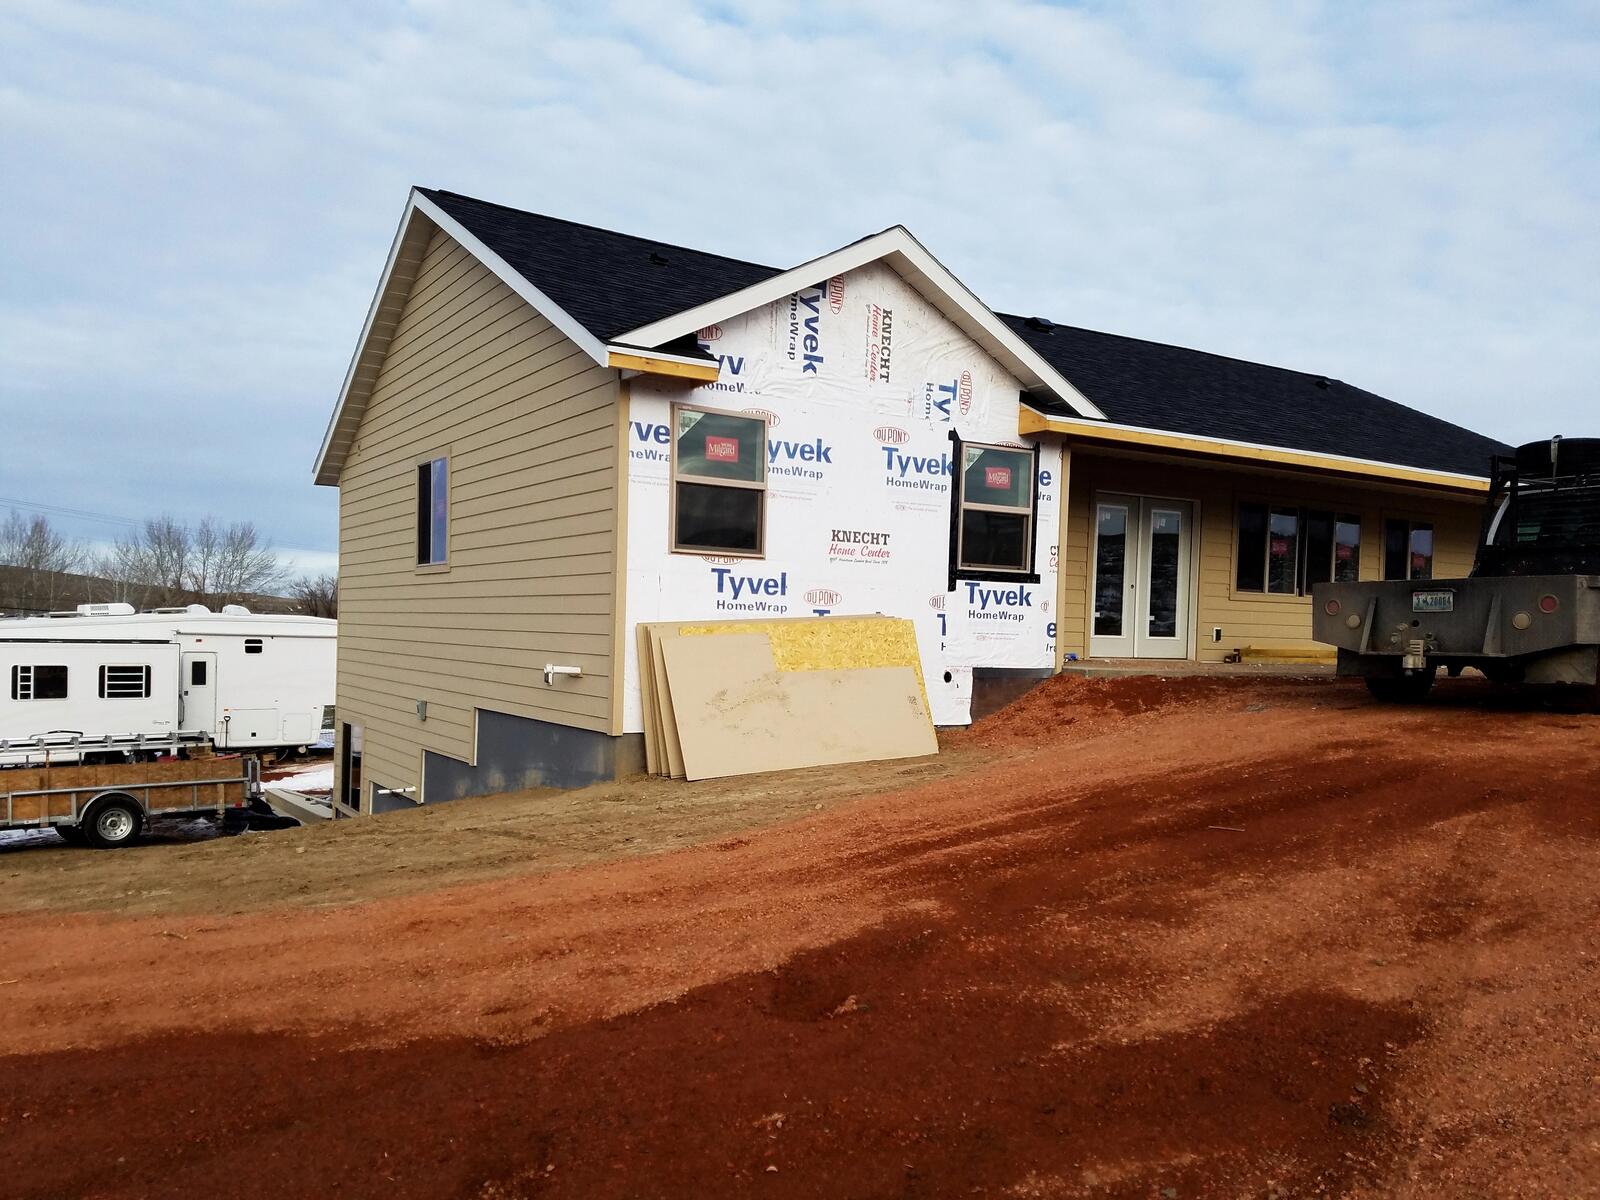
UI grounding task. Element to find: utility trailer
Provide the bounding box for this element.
[0,739,262,849]
[1314,437,1600,702]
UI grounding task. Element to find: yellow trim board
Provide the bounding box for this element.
[607,350,721,381]
[1019,409,1489,494]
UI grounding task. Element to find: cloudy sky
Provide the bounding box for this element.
[4,0,1598,575]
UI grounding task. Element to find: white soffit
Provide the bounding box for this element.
[615,226,1107,422]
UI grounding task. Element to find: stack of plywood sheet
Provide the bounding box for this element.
[637,615,938,781]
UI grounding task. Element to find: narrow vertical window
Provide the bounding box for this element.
[1409,523,1434,580]
[1235,502,1267,592]
[1266,508,1300,594]
[1333,516,1362,582]
[1383,518,1408,580]
[1384,517,1432,580]
[416,456,448,566]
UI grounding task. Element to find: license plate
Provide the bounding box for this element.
[1411,590,1454,613]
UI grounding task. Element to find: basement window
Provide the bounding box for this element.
[11,664,68,701]
[416,455,449,566]
[1383,518,1433,580]
[1236,502,1361,595]
[670,405,767,555]
[99,665,152,699]
[952,440,1038,577]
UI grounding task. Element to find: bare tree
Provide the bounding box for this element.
[0,510,86,612]
[103,515,192,607]
[291,573,338,618]
[210,522,290,603]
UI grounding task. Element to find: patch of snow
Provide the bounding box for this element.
[267,762,335,793]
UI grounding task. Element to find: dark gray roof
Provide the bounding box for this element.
[1000,317,1509,477]
[420,188,782,342]
[420,187,1508,477]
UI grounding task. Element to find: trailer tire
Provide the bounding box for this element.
[81,796,144,849]
[1365,672,1436,705]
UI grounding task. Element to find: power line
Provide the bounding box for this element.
[0,495,334,555]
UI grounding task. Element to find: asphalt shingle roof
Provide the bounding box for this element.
[420,188,782,343]
[420,187,1509,477]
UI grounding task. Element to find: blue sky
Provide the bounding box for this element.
[3,0,1598,575]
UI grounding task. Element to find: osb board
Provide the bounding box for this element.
[645,626,687,779]
[5,775,244,822]
[673,615,928,706]
[660,633,937,782]
[4,758,247,793]
[636,622,661,776]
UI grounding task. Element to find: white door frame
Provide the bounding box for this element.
[179,650,218,735]
[1088,491,1198,660]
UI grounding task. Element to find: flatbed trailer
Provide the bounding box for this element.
[1,750,261,849]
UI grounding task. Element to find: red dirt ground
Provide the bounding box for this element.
[1,675,1596,1198]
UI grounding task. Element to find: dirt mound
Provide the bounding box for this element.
[956,672,1316,747]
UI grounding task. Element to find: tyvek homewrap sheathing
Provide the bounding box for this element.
[623,258,1062,730]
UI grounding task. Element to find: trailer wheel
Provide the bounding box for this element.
[81,796,144,850]
[1365,672,1436,704]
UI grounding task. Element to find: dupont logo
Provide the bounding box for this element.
[929,594,946,611]
[701,555,741,565]
[742,407,780,427]
[827,275,846,314]
[873,425,910,445]
[804,587,842,607]
[697,324,723,342]
[958,369,974,416]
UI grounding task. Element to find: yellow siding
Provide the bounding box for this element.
[335,227,620,807]
[1057,451,1484,663]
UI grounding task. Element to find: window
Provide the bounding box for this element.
[11,664,67,701]
[1236,501,1361,594]
[954,441,1037,575]
[340,722,363,814]
[416,456,449,566]
[1384,518,1433,580]
[670,406,767,554]
[243,638,263,655]
[190,660,208,686]
[99,665,151,699]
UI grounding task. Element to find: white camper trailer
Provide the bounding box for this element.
[0,604,335,766]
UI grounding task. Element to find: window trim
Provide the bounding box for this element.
[948,434,1042,587]
[98,664,152,700]
[668,402,769,558]
[415,451,451,573]
[1231,496,1362,599]
[10,664,68,701]
[1382,514,1435,581]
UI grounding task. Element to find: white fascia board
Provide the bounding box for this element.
[614,226,1108,422]
[1021,401,1492,486]
[312,193,425,485]
[412,191,609,366]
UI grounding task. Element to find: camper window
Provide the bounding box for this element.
[244,638,263,654]
[670,405,767,556]
[953,441,1037,575]
[98,665,151,699]
[11,664,68,701]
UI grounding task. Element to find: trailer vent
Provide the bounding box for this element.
[244,638,264,654]
[76,603,136,617]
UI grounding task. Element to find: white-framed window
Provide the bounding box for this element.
[670,404,768,555]
[11,664,68,701]
[953,440,1038,575]
[99,665,151,699]
[416,455,449,566]
[1383,517,1433,580]
[1235,502,1361,595]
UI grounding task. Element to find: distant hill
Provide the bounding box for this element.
[0,564,302,619]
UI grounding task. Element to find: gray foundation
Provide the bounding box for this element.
[421,708,643,802]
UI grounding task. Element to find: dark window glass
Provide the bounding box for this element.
[959,509,1029,570]
[244,638,263,655]
[1147,509,1182,637]
[1383,518,1409,580]
[340,722,363,814]
[1410,523,1434,580]
[1267,509,1299,594]
[674,410,765,483]
[1334,516,1361,582]
[416,457,447,565]
[1094,504,1128,637]
[11,664,68,700]
[191,660,208,686]
[1236,502,1267,592]
[674,482,761,552]
[1302,510,1334,590]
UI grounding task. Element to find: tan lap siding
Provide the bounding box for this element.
[336,226,619,802]
[1057,452,1483,663]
